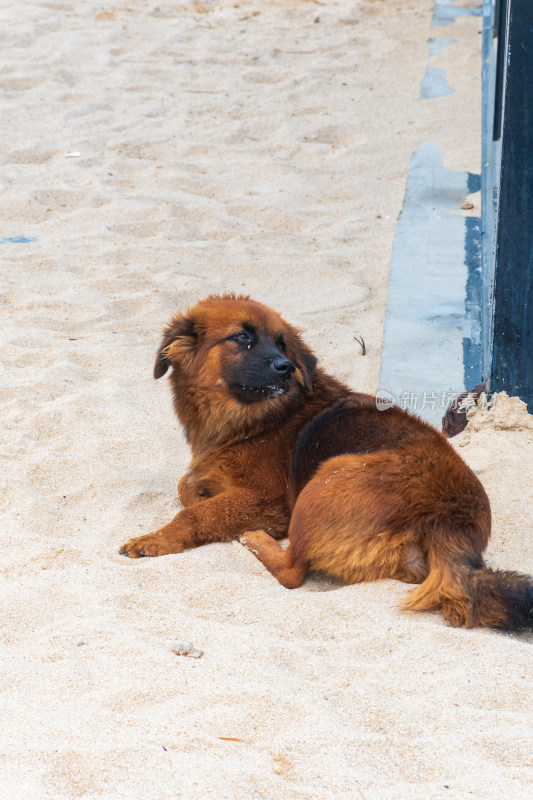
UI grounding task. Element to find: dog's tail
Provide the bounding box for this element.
[403,538,533,630]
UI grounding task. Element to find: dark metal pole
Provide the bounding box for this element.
[490,0,533,410]
[492,0,508,141]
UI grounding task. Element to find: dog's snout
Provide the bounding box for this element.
[272,358,295,376]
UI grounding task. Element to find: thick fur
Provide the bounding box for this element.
[120,295,533,630]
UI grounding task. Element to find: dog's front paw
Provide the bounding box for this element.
[119,531,186,559]
[239,530,264,555]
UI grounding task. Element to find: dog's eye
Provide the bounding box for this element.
[232,332,251,344]
[277,338,286,353]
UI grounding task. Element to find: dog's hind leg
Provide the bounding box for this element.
[240,531,307,589]
[394,542,429,584]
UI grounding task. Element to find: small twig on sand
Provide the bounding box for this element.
[354,335,366,356]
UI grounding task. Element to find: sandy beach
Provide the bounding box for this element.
[1,1,532,798]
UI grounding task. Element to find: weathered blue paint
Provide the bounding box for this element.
[420,38,456,99]
[379,143,481,427]
[432,0,483,28]
[420,65,455,99]
[428,37,457,57]
[463,214,483,389]
[0,236,38,244]
[481,0,499,380]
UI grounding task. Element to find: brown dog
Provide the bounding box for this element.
[120,294,533,630]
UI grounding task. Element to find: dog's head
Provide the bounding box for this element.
[154,294,317,407]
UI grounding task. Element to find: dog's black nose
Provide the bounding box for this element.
[272,358,295,376]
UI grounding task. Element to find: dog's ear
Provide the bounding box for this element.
[292,334,317,392]
[153,315,197,379]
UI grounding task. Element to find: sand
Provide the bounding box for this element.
[1,1,532,798]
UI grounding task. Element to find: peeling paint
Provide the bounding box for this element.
[432,0,483,28]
